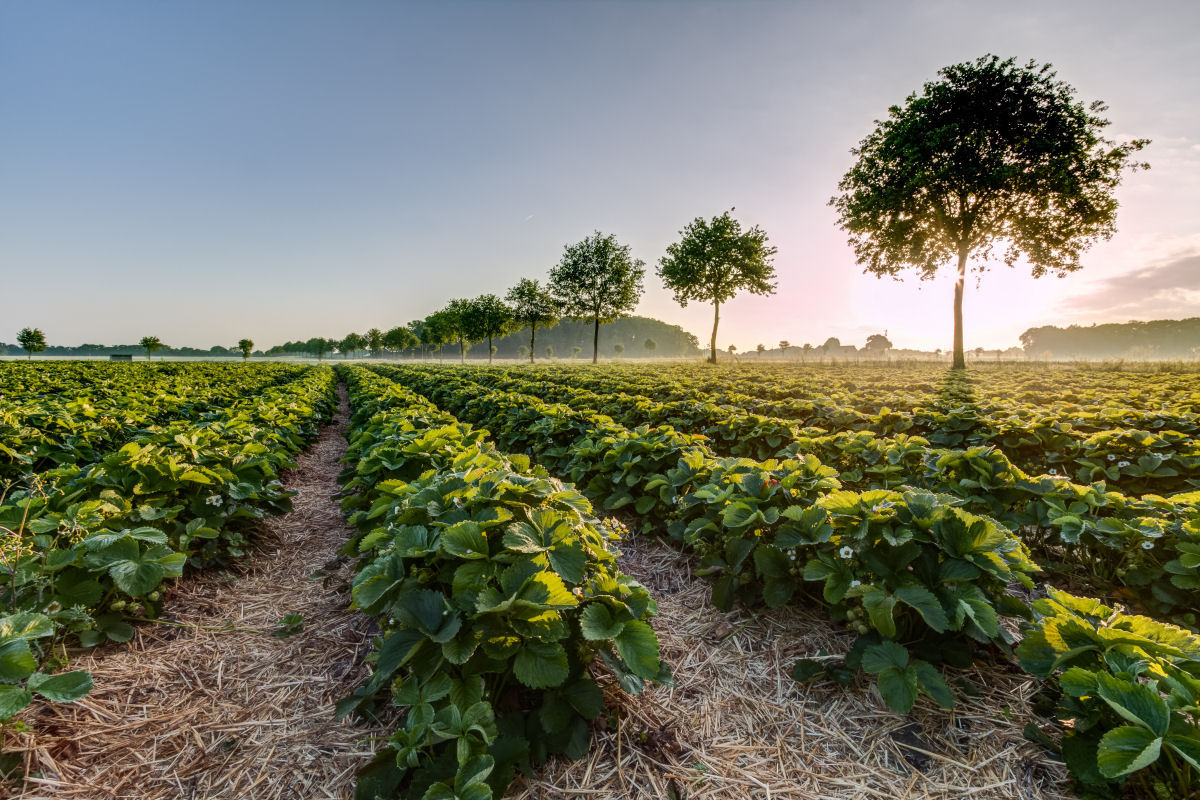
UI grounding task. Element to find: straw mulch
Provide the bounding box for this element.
[508,534,1072,800]
[4,388,391,800]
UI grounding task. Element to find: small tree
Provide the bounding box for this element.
[571,346,582,359]
[517,345,530,360]
[802,343,813,361]
[365,328,384,358]
[462,294,516,365]
[340,332,366,358]
[549,231,645,364]
[441,299,473,364]
[544,345,554,359]
[506,278,561,364]
[727,344,737,358]
[756,343,765,357]
[422,311,453,363]
[644,338,657,356]
[864,333,893,354]
[613,343,624,358]
[237,339,254,359]
[16,327,46,359]
[140,336,165,360]
[778,340,789,359]
[383,326,418,356]
[831,55,1148,369]
[658,209,777,364]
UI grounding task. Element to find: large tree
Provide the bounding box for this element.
[549,231,644,364]
[506,278,561,364]
[462,294,516,365]
[237,338,254,359]
[139,335,165,360]
[658,209,777,364]
[831,55,1148,369]
[16,327,46,359]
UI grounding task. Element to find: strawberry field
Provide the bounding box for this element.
[4,360,1200,799]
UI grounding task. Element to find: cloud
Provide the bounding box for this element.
[1068,251,1200,320]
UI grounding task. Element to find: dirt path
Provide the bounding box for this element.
[7,387,391,800]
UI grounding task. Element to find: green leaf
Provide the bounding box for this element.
[26,671,93,702]
[0,613,54,641]
[1164,734,1200,772]
[546,543,587,585]
[1095,673,1170,736]
[579,604,625,641]
[876,665,918,713]
[862,590,897,638]
[614,620,660,680]
[0,639,37,682]
[911,660,954,708]
[562,678,604,719]
[894,585,949,633]
[861,641,908,674]
[1097,726,1162,778]
[513,641,569,689]
[1059,667,1099,698]
[0,685,32,720]
[442,521,488,559]
[110,560,165,597]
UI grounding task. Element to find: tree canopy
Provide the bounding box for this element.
[16,327,46,358]
[549,231,645,364]
[658,209,777,364]
[237,338,254,359]
[506,278,561,364]
[831,54,1148,368]
[139,335,165,360]
[463,295,516,364]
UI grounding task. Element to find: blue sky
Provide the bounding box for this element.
[2,0,1198,351]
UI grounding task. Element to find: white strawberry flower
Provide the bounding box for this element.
[1118,461,1131,468]
[849,580,861,588]
[1141,540,1154,550]
[205,494,223,506]
[839,546,854,559]
[1107,454,1116,462]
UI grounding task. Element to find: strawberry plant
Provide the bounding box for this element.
[337,367,668,800]
[1018,589,1200,798]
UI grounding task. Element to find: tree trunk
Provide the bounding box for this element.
[592,316,600,364]
[709,302,720,365]
[952,243,968,369]
[459,337,465,364]
[529,323,536,364]
[487,333,493,364]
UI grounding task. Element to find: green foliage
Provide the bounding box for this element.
[139,336,165,360]
[1017,589,1200,797]
[0,612,92,725]
[237,339,254,359]
[0,366,336,648]
[372,363,1043,713]
[831,54,1148,368]
[506,279,561,364]
[462,295,517,365]
[657,209,777,363]
[16,328,46,357]
[548,232,645,364]
[335,367,668,799]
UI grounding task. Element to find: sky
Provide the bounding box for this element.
[1,0,1198,352]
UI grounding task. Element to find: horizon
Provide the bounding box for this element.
[3,1,1198,352]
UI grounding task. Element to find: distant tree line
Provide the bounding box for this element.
[1020,318,1200,360]
[0,334,258,358]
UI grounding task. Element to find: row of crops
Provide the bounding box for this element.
[336,362,1200,800]
[0,362,337,741]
